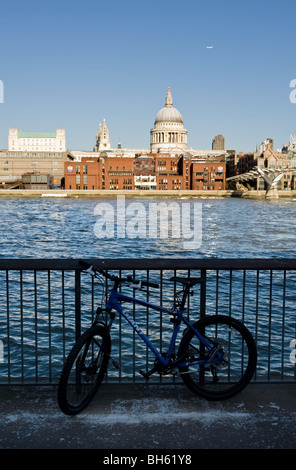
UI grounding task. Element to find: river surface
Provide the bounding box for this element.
[0,195,296,259]
[0,196,295,382]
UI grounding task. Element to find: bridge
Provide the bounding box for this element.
[226,166,296,199]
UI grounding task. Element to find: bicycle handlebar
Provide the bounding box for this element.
[78,260,159,289]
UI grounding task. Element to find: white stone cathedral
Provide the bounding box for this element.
[93,85,188,155]
[71,85,225,161]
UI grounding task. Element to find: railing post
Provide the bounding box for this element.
[74,269,82,393]
[200,268,206,320]
[75,269,81,341]
[199,269,206,386]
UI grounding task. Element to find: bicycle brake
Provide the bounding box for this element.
[127,282,150,296]
[85,265,96,276]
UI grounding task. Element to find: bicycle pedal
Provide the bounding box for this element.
[139,369,149,379]
[139,368,156,379]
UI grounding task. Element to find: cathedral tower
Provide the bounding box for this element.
[94,118,111,151]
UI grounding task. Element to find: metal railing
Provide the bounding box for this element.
[0,258,295,385]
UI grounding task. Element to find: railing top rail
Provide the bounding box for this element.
[0,258,296,271]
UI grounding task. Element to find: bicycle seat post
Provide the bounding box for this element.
[179,285,191,311]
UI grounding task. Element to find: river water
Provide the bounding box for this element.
[0,195,295,382]
[0,195,296,259]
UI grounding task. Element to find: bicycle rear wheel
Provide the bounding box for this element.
[178,315,257,401]
[58,324,111,415]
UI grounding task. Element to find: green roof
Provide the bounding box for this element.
[18,132,56,139]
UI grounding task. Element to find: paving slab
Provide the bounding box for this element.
[0,383,295,451]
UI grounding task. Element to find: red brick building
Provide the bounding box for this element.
[64,153,226,191]
[64,156,134,190]
[191,159,225,190]
[104,156,134,190]
[65,158,101,190]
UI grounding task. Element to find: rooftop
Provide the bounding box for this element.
[18,132,56,139]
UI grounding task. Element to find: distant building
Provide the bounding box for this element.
[227,139,296,191]
[2,86,228,191]
[94,119,111,151]
[64,153,226,191]
[258,138,273,153]
[8,129,66,152]
[212,135,225,151]
[191,158,225,190]
[285,134,296,152]
[21,172,51,189]
[0,128,69,188]
[289,134,296,151]
[254,146,296,190]
[0,150,73,188]
[89,86,226,160]
[150,85,188,154]
[65,155,134,191]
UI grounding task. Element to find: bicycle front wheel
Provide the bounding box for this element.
[178,315,257,401]
[58,324,111,415]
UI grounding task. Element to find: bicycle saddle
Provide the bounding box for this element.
[170,276,201,286]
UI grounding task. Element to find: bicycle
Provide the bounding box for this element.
[57,260,257,415]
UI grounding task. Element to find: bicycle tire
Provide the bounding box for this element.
[58,324,111,415]
[178,315,257,401]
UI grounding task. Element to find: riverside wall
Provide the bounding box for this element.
[0,189,296,198]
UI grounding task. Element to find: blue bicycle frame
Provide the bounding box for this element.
[105,287,219,371]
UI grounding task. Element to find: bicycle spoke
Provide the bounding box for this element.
[178,315,257,400]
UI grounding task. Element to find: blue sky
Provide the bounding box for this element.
[0,0,295,152]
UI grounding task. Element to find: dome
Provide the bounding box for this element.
[154,85,183,124]
[150,85,188,153]
[155,106,183,124]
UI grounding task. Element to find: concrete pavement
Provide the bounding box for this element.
[0,383,295,450]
